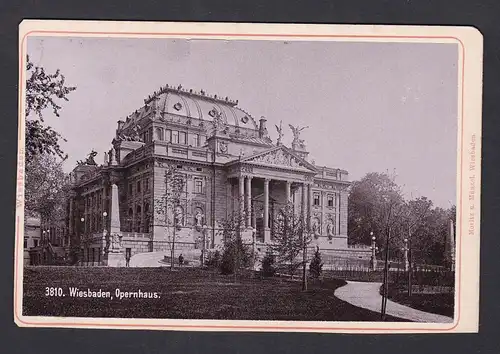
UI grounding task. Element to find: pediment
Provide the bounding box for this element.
[239,146,317,172]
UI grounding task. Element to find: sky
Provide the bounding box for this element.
[26,37,458,208]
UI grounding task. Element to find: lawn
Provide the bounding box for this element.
[23,266,406,321]
[386,289,454,317]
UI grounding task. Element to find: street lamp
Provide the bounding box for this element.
[402,238,409,272]
[252,227,257,271]
[370,232,377,271]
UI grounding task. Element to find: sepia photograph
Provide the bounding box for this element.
[15,21,482,332]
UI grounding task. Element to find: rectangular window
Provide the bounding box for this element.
[137,180,141,193]
[172,131,179,144]
[34,240,38,247]
[179,132,187,145]
[194,179,203,194]
[128,183,133,195]
[145,178,150,191]
[327,195,334,207]
[165,130,172,142]
[192,134,200,147]
[313,192,320,206]
[24,239,28,248]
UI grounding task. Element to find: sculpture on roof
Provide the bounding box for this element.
[211,107,227,135]
[77,150,98,166]
[275,120,284,146]
[117,124,143,142]
[288,124,309,149]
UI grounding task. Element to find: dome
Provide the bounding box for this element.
[156,89,258,129]
[119,86,259,132]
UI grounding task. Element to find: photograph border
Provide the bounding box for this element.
[14,20,483,333]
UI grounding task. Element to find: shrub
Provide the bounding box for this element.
[219,237,252,275]
[206,250,221,269]
[309,248,323,279]
[261,251,276,277]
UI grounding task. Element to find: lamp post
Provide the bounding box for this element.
[80,217,85,265]
[370,232,377,271]
[102,212,108,256]
[252,227,257,271]
[402,238,409,272]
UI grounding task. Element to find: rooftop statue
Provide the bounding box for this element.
[77,150,98,166]
[288,124,309,149]
[275,120,284,146]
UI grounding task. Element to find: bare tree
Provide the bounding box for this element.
[153,165,185,270]
[271,202,312,288]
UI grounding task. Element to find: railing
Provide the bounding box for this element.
[120,232,153,240]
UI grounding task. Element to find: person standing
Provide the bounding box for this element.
[178,253,184,267]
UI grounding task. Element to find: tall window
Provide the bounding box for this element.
[165,129,172,142]
[145,178,150,191]
[327,195,334,207]
[179,131,187,145]
[155,127,164,141]
[192,134,200,147]
[137,180,141,193]
[172,131,179,144]
[128,183,133,195]
[313,192,320,206]
[194,179,203,194]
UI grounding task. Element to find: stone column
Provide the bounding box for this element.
[301,183,307,223]
[285,181,291,203]
[336,192,341,235]
[308,183,313,229]
[245,176,252,228]
[263,178,270,241]
[226,180,232,216]
[238,176,245,217]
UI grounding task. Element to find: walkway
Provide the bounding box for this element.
[334,281,454,323]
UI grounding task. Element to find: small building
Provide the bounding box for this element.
[24,216,41,265]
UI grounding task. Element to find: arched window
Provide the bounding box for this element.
[155,127,164,141]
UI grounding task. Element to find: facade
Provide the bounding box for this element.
[26,215,67,266]
[24,216,41,265]
[63,84,370,266]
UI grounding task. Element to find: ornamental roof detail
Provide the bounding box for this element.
[229,146,318,173]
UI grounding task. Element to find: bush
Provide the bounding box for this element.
[205,250,221,269]
[309,248,323,279]
[261,251,276,277]
[219,237,252,275]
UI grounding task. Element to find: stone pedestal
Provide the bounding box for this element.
[104,252,125,267]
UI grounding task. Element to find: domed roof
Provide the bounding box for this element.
[121,86,259,131]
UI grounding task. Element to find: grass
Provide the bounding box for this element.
[23,266,406,321]
[386,288,454,317]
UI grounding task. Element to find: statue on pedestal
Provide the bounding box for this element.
[275,120,284,146]
[111,233,122,251]
[288,124,308,149]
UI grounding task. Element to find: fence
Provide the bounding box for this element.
[322,262,455,294]
[389,267,455,294]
